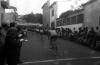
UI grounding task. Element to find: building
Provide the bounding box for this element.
[83,0,100,28]
[43,0,100,30]
[42,0,50,28]
[56,0,100,31]
[42,0,57,29]
[0,0,17,27]
[4,12,16,24]
[4,6,17,24]
[50,1,57,29]
[0,0,9,26]
[66,9,84,25]
[56,9,84,31]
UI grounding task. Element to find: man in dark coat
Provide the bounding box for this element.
[0,22,19,65]
[88,27,97,48]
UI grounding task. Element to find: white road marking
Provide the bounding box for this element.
[22,57,100,64]
[91,57,100,59]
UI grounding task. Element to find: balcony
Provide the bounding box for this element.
[1,1,9,9]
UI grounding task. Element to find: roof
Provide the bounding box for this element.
[64,9,84,17]
[42,1,57,9]
[42,3,47,8]
[70,9,84,15]
[49,1,57,8]
[42,0,50,8]
[82,0,97,7]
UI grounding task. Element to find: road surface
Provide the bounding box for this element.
[20,31,100,65]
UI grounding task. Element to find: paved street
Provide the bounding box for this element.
[20,31,100,65]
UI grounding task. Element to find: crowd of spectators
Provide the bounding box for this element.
[0,23,27,65]
[30,26,100,49]
[56,26,100,48]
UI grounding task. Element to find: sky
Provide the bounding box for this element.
[7,0,89,16]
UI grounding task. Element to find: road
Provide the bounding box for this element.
[20,31,100,65]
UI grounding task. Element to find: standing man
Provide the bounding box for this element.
[16,26,23,64]
[88,27,97,48]
[0,22,19,65]
[16,26,28,64]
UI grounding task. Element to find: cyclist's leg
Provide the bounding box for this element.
[50,36,58,48]
[50,36,54,49]
[50,36,58,55]
[40,33,43,40]
[53,39,58,55]
[47,32,50,39]
[54,35,58,41]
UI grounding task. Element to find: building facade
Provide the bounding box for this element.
[56,0,100,30]
[43,0,100,30]
[0,0,17,27]
[42,0,57,29]
[0,0,9,26]
[56,9,84,31]
[4,12,16,24]
[4,6,17,24]
[50,1,57,29]
[83,0,100,28]
[42,0,50,28]
[66,9,84,25]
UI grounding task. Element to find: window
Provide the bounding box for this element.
[67,18,70,25]
[52,9,54,16]
[77,14,84,23]
[63,18,66,25]
[71,16,76,24]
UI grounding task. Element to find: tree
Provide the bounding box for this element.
[59,10,73,18]
[34,13,43,24]
[22,13,43,24]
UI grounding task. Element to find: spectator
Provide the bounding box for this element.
[16,26,24,64]
[87,27,97,48]
[0,22,19,65]
[95,26,100,41]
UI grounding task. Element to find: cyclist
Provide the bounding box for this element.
[40,27,44,40]
[48,29,58,55]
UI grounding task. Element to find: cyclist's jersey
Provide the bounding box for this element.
[49,30,57,36]
[40,29,43,33]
